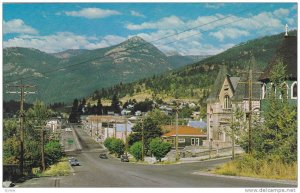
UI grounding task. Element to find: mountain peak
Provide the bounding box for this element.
[127,36,146,42]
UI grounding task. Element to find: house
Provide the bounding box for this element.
[205,66,240,147]
[85,115,132,142]
[46,119,60,132]
[161,125,207,148]
[259,31,297,109]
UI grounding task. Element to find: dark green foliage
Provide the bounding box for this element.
[110,94,121,114]
[68,99,80,123]
[241,60,297,164]
[149,138,172,162]
[104,137,114,152]
[130,141,143,161]
[129,116,163,154]
[44,140,63,166]
[104,138,125,157]
[110,138,125,157]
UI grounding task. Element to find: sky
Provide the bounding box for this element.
[3,2,298,55]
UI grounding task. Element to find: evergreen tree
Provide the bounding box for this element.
[69,99,80,123]
[96,98,103,115]
[111,94,121,114]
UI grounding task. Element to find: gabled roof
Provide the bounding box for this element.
[162,125,206,137]
[232,70,262,101]
[206,65,228,103]
[260,35,297,81]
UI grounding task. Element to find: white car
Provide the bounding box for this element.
[65,128,72,132]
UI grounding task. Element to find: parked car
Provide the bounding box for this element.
[99,153,108,159]
[65,128,72,132]
[69,157,80,166]
[120,155,129,162]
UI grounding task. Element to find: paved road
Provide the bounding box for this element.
[17,127,297,188]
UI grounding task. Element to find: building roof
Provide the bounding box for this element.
[259,35,297,81]
[206,65,228,103]
[162,125,206,137]
[232,64,262,101]
[230,77,240,90]
[187,120,207,129]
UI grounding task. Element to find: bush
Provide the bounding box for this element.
[214,154,297,180]
[104,137,114,152]
[149,138,172,162]
[45,140,63,167]
[110,138,125,157]
[130,141,143,161]
[104,138,125,157]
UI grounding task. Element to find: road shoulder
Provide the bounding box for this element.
[192,171,297,186]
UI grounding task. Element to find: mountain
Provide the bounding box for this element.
[167,54,211,69]
[3,36,194,103]
[88,30,297,104]
[52,49,89,59]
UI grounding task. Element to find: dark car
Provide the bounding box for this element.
[121,155,129,162]
[69,157,80,166]
[99,153,108,159]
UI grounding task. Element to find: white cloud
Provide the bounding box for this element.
[4,19,38,34]
[130,10,145,18]
[273,8,290,18]
[3,32,126,53]
[65,8,121,19]
[126,15,185,30]
[209,28,249,42]
[204,3,225,9]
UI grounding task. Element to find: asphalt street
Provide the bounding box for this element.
[16,127,297,188]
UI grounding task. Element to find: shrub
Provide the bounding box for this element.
[130,141,143,161]
[110,138,125,157]
[45,140,63,167]
[149,138,172,162]
[104,137,114,152]
[214,154,297,180]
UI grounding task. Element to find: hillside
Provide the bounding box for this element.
[89,31,297,104]
[3,36,200,103]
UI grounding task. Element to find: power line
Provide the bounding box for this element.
[4,4,264,85]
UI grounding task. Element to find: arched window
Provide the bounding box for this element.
[291,82,297,99]
[262,83,266,99]
[279,82,288,99]
[224,95,231,109]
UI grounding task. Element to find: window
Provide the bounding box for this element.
[178,138,185,143]
[224,95,231,109]
[291,82,297,99]
[262,83,266,99]
[191,138,195,146]
[279,83,288,99]
[195,138,200,146]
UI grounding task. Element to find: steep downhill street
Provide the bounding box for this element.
[16,126,296,188]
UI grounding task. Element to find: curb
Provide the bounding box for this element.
[192,171,297,186]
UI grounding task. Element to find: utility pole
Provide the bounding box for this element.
[141,114,145,161]
[6,80,36,175]
[34,125,46,172]
[124,116,128,156]
[175,109,179,161]
[238,58,262,154]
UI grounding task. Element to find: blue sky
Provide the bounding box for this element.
[3,3,298,55]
